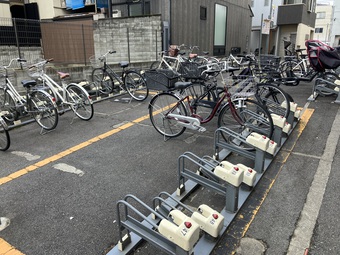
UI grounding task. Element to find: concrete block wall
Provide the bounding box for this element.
[2,15,163,91]
[93,15,162,65]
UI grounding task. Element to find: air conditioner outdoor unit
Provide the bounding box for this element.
[112,10,122,18]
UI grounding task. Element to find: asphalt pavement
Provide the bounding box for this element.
[1,79,340,255]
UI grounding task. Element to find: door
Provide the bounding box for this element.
[214,4,227,56]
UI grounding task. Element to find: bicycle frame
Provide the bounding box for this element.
[40,73,74,106]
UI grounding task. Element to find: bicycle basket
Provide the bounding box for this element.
[144,69,179,91]
[23,59,45,78]
[178,61,202,79]
[168,45,179,57]
[227,75,257,98]
[89,55,103,68]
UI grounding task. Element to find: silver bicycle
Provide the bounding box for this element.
[28,59,94,121]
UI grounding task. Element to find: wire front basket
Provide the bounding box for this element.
[144,69,179,91]
[89,55,104,68]
[23,59,46,78]
[226,75,257,99]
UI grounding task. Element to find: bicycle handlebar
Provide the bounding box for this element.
[3,58,27,69]
[28,58,53,69]
[99,50,116,61]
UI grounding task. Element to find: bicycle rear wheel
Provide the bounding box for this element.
[255,83,291,118]
[218,98,273,148]
[91,68,114,95]
[0,118,10,151]
[30,90,58,130]
[124,70,149,101]
[66,84,94,120]
[0,88,18,122]
[149,92,188,138]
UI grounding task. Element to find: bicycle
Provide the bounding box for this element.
[0,115,10,151]
[200,60,293,119]
[27,59,94,121]
[148,69,274,142]
[91,50,148,101]
[0,58,58,131]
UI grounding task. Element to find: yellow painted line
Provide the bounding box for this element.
[0,238,25,255]
[234,108,314,245]
[0,112,151,186]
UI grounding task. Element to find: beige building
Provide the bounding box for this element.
[314,3,333,43]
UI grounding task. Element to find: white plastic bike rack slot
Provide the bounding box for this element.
[159,209,200,252]
[245,132,270,151]
[191,204,224,238]
[153,192,224,239]
[236,163,257,189]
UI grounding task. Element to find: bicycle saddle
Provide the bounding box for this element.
[21,80,37,88]
[57,72,70,79]
[173,81,192,90]
[119,61,129,68]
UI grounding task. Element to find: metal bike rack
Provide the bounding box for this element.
[309,77,340,104]
[214,127,277,173]
[115,194,200,255]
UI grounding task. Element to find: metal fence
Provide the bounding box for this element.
[0,16,162,68]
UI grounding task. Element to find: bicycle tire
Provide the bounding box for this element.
[30,89,58,130]
[0,88,18,122]
[255,83,291,118]
[0,119,10,151]
[91,68,114,95]
[279,60,302,85]
[124,70,149,101]
[149,92,188,138]
[66,83,94,121]
[218,98,274,149]
[316,72,339,96]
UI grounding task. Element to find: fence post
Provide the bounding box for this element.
[82,24,87,66]
[127,27,130,63]
[13,18,22,60]
[155,29,158,61]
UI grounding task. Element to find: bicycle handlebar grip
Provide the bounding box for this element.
[109,50,116,54]
[47,58,54,63]
[17,58,27,62]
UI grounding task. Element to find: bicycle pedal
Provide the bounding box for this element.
[198,127,206,132]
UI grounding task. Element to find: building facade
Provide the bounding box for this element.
[250,0,317,56]
[314,3,333,44]
[0,0,253,57]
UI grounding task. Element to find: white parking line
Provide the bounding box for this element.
[11,151,41,161]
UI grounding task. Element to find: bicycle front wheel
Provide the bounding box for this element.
[66,84,94,120]
[30,90,58,130]
[149,92,188,138]
[91,68,114,95]
[218,98,273,147]
[124,70,149,101]
[255,83,291,118]
[0,119,10,151]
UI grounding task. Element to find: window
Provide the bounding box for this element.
[316,12,326,19]
[265,0,269,6]
[200,6,207,20]
[315,28,323,33]
[251,0,254,7]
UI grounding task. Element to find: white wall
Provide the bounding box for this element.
[0,3,11,19]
